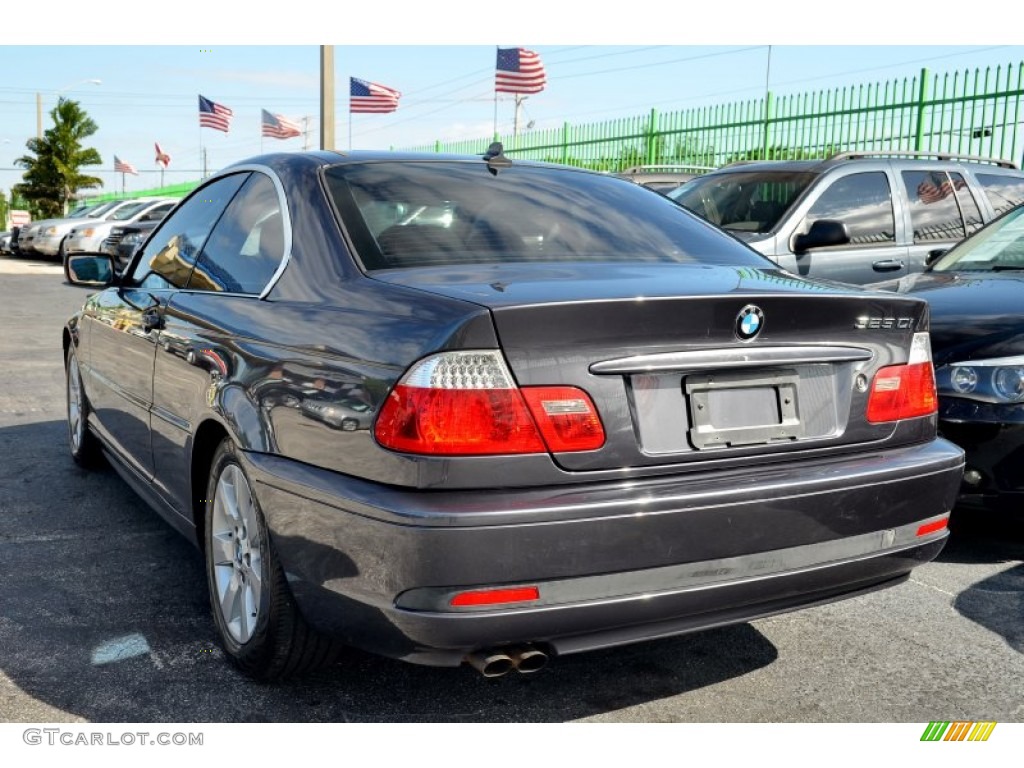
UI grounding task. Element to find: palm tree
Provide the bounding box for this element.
[14,97,103,217]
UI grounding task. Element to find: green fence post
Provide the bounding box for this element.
[562,122,570,165]
[434,140,441,153]
[645,108,658,165]
[762,91,773,159]
[915,67,930,151]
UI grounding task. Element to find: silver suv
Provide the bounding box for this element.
[669,151,1024,284]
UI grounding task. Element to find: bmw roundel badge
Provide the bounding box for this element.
[735,305,764,340]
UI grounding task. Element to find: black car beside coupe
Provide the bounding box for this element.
[873,203,1024,513]
[64,147,963,680]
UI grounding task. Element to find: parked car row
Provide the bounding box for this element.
[7,197,176,270]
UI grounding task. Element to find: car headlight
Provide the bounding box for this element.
[937,357,1024,403]
[45,226,57,235]
[121,233,141,246]
[80,228,97,237]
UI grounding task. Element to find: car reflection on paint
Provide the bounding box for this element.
[299,397,373,431]
[63,146,963,681]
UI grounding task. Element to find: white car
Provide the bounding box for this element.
[63,199,176,258]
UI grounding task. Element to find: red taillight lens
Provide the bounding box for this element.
[375,385,546,455]
[374,352,607,456]
[866,362,937,423]
[916,517,949,537]
[449,586,540,607]
[866,333,937,423]
[521,386,605,452]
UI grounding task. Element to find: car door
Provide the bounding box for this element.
[82,173,249,486]
[150,172,287,515]
[784,170,909,284]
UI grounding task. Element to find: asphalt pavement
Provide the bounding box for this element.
[0,254,1021,723]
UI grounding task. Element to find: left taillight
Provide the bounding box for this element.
[866,333,938,423]
[374,350,604,456]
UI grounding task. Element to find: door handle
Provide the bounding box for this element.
[872,259,904,272]
[141,309,164,332]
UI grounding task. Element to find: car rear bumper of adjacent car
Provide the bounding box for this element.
[244,438,964,667]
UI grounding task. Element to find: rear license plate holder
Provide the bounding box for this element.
[686,369,802,449]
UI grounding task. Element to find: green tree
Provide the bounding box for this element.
[14,97,103,217]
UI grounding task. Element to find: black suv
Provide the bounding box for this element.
[669,151,1024,284]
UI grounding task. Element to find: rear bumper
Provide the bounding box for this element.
[245,438,964,666]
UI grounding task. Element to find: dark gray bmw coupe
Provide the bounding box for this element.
[63,147,964,680]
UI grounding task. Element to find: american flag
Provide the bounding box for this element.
[199,94,234,133]
[154,142,171,168]
[114,156,138,175]
[350,78,401,114]
[261,109,302,139]
[495,47,546,94]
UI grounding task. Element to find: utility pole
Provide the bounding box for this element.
[303,116,310,151]
[36,93,42,139]
[321,46,335,151]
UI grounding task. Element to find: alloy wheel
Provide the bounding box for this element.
[210,464,264,644]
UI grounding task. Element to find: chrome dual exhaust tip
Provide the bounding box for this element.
[465,645,549,677]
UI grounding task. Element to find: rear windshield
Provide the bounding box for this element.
[324,161,770,270]
[669,171,817,233]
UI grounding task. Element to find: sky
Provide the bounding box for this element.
[3,1,1024,201]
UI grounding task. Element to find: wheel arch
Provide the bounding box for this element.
[189,418,231,550]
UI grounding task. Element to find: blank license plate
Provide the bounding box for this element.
[686,370,802,449]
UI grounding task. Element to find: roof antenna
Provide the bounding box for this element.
[484,141,512,174]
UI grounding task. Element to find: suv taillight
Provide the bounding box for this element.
[866,333,937,423]
[374,350,605,455]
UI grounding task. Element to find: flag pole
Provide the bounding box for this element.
[493,47,498,139]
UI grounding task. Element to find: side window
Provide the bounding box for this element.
[187,173,284,294]
[976,173,1024,216]
[950,173,983,235]
[902,170,965,243]
[129,173,249,290]
[800,172,895,246]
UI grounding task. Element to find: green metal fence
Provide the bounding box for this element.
[400,63,1024,171]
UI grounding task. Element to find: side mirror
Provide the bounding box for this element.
[66,253,116,287]
[925,248,948,268]
[792,219,850,254]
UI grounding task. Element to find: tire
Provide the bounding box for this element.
[204,438,339,680]
[66,346,104,468]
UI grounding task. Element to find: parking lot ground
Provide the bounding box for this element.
[1,254,1022,723]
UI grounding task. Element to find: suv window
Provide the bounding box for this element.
[129,173,249,290]
[670,171,815,232]
[950,172,983,236]
[902,170,967,243]
[187,173,284,294]
[975,173,1024,215]
[800,172,895,246]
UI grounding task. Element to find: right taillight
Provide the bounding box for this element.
[374,350,605,456]
[866,332,938,423]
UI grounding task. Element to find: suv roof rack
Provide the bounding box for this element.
[826,150,1017,169]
